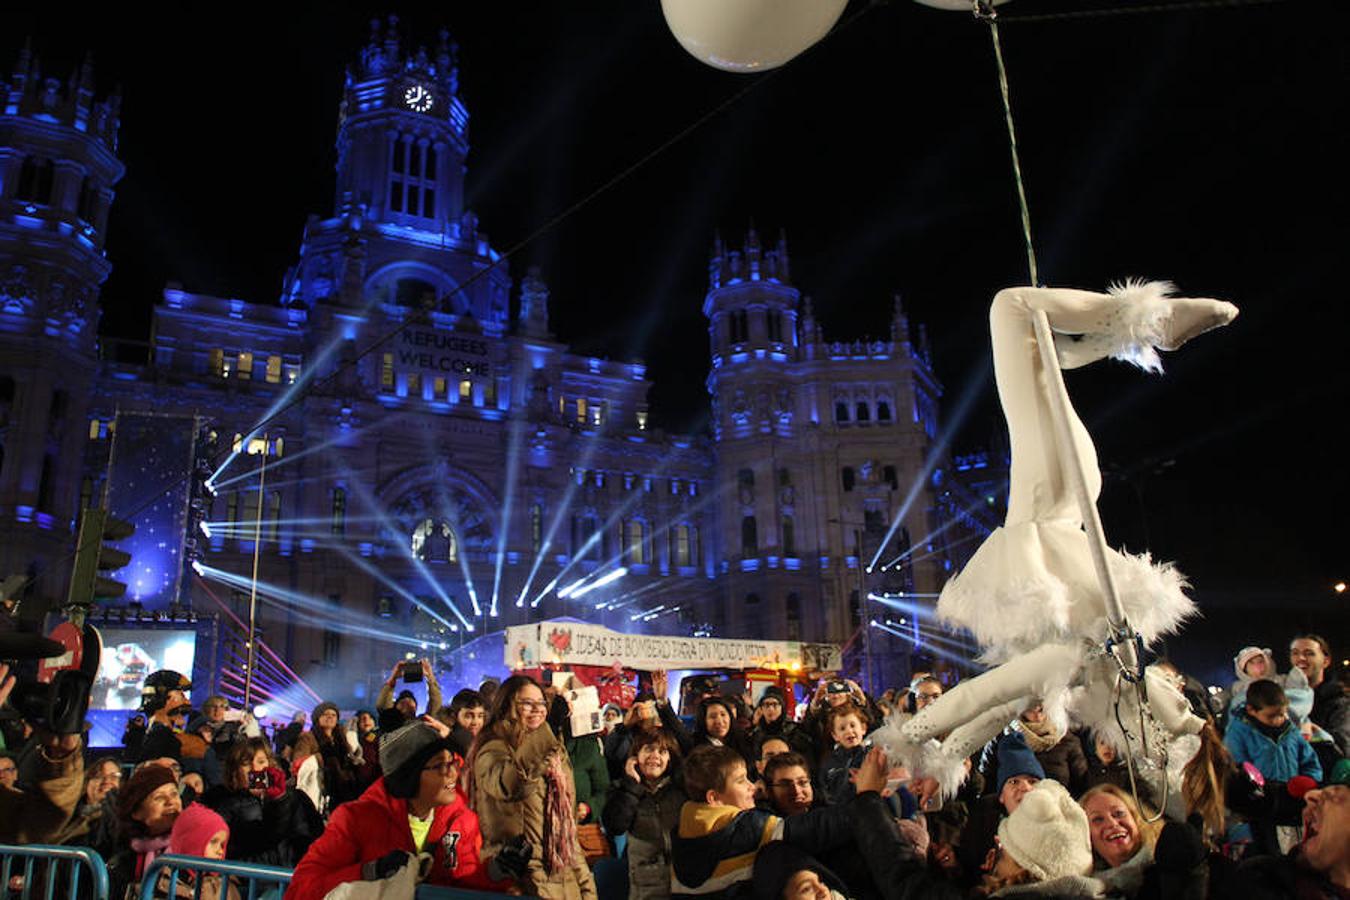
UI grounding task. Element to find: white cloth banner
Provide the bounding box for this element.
[504,620,840,672]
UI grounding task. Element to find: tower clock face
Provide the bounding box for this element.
[403,84,434,113]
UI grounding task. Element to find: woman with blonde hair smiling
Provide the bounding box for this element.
[1078,783,1163,895]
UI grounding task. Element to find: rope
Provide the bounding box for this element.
[976,1,1040,286]
[996,0,1293,25]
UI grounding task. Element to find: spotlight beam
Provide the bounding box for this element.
[195,576,323,704]
[867,360,991,572]
[515,435,606,607]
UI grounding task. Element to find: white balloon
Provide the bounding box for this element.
[660,0,849,73]
[912,0,1011,9]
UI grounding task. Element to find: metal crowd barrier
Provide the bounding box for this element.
[0,844,110,900]
[138,856,290,900]
[139,855,536,900]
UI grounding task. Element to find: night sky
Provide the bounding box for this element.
[6,2,1346,676]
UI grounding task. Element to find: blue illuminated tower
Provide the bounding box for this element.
[281,16,509,328]
[705,227,949,672]
[0,42,123,611]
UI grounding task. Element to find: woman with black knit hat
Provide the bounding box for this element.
[287,718,521,900]
[309,701,361,816]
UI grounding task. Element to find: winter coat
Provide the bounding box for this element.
[750,717,816,763]
[201,769,322,866]
[1014,727,1089,797]
[802,789,954,900]
[602,772,686,900]
[1223,711,1322,783]
[285,777,502,900]
[669,795,858,900]
[1310,678,1350,756]
[821,743,868,806]
[565,732,611,824]
[312,727,363,810]
[1229,850,1347,900]
[292,754,324,815]
[136,722,184,763]
[472,724,598,900]
[0,741,83,845]
[350,727,381,790]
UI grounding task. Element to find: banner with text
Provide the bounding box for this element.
[395,326,494,378]
[504,620,841,672]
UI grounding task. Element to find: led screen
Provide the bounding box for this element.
[91,628,198,711]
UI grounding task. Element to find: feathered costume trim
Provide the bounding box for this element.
[1103,278,1176,373]
[937,520,1194,665]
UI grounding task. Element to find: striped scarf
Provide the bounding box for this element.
[542,750,577,873]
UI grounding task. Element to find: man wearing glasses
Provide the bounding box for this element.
[762,751,816,817]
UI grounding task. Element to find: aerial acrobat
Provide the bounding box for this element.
[876,281,1238,798]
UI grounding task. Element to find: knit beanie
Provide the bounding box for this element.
[117,763,178,825]
[1233,647,1272,679]
[759,685,786,706]
[312,701,340,722]
[396,689,417,704]
[169,803,229,857]
[997,780,1093,882]
[997,731,1046,794]
[380,722,457,799]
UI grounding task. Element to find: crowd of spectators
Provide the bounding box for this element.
[1,630,1347,900]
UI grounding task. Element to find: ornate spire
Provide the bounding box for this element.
[800,295,817,344]
[519,266,552,339]
[890,292,909,343]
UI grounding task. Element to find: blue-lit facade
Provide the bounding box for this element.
[1,26,984,700]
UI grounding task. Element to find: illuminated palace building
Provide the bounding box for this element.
[0,26,997,703]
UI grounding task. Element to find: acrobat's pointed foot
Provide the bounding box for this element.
[1154,296,1238,352]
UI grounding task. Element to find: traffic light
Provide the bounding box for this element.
[66,506,135,609]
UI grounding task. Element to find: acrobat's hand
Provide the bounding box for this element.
[909,776,941,811]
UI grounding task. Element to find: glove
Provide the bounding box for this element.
[488,834,533,881]
[362,850,412,881]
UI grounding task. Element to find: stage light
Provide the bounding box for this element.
[253,704,269,718]
[191,560,205,576]
[1335,582,1346,593]
[199,521,211,538]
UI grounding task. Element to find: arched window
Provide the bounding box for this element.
[16,157,54,203]
[835,401,849,423]
[877,401,892,423]
[267,491,282,542]
[883,465,898,491]
[412,518,458,562]
[741,516,758,556]
[674,524,692,567]
[625,519,646,564]
[781,517,796,557]
[786,593,802,639]
[530,504,543,554]
[394,277,438,308]
[331,488,346,535]
[842,467,855,492]
[856,402,871,422]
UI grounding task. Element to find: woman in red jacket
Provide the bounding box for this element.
[285,718,525,900]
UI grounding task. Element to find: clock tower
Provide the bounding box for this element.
[335,16,468,227]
